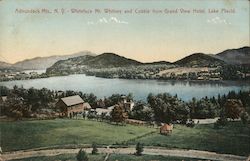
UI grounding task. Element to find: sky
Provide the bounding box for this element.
[0,0,249,64]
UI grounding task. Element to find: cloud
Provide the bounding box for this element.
[87,17,128,25]
[206,17,231,25]
[109,17,128,24]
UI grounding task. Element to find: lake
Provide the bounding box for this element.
[0,74,249,101]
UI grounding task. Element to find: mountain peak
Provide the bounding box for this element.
[12,51,96,70]
[85,52,142,68]
[174,52,225,67]
[214,46,250,65]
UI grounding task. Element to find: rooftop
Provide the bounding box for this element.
[61,95,84,107]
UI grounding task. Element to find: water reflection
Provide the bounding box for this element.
[0,74,249,101]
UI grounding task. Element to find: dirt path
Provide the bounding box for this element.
[1,147,247,161]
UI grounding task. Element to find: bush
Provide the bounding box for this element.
[76,148,88,161]
[135,142,143,156]
[240,112,249,125]
[214,117,228,128]
[91,143,98,155]
[186,120,195,128]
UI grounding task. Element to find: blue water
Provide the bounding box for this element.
[0,74,249,101]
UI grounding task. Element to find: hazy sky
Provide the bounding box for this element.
[0,0,249,63]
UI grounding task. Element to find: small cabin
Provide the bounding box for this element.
[160,124,173,135]
[56,95,89,117]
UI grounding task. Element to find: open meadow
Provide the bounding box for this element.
[129,122,250,156]
[10,154,206,161]
[0,119,154,152]
[0,119,249,156]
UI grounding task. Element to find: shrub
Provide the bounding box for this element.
[135,142,144,156]
[214,117,228,128]
[76,148,88,161]
[91,143,98,155]
[186,120,195,128]
[240,112,249,125]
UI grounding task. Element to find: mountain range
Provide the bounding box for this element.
[0,61,12,69]
[211,46,250,65]
[0,51,96,70]
[1,47,249,71]
[174,53,226,67]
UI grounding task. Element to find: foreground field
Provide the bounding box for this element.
[11,154,105,161]
[4,147,245,161]
[10,153,206,161]
[0,119,154,152]
[1,119,249,156]
[129,122,250,156]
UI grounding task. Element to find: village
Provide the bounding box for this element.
[84,65,249,81]
[0,69,50,81]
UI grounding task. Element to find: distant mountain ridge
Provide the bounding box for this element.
[46,46,250,75]
[0,61,12,69]
[1,46,249,72]
[84,53,143,67]
[0,51,96,70]
[46,55,95,74]
[213,46,250,65]
[174,53,226,67]
[46,53,143,74]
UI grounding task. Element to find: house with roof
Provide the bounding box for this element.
[121,95,135,111]
[56,95,91,117]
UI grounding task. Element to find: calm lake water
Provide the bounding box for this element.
[0,74,249,101]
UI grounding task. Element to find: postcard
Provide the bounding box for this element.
[0,0,249,161]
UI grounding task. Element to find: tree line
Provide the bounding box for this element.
[129,91,250,125]
[0,85,249,124]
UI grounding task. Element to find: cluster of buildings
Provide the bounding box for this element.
[56,95,135,118]
[157,70,222,81]
[56,95,174,135]
[0,71,40,81]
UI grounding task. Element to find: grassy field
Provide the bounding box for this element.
[10,154,106,161]
[10,154,206,161]
[0,119,155,152]
[108,154,206,161]
[129,122,250,156]
[1,119,249,156]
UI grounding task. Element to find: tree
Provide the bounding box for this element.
[224,99,244,120]
[189,97,197,119]
[91,143,98,155]
[130,101,153,121]
[147,93,190,123]
[126,93,134,102]
[0,86,9,96]
[135,142,143,156]
[108,94,123,106]
[82,93,97,108]
[110,104,128,124]
[214,117,228,128]
[87,111,97,120]
[240,112,249,124]
[193,98,219,119]
[76,148,88,161]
